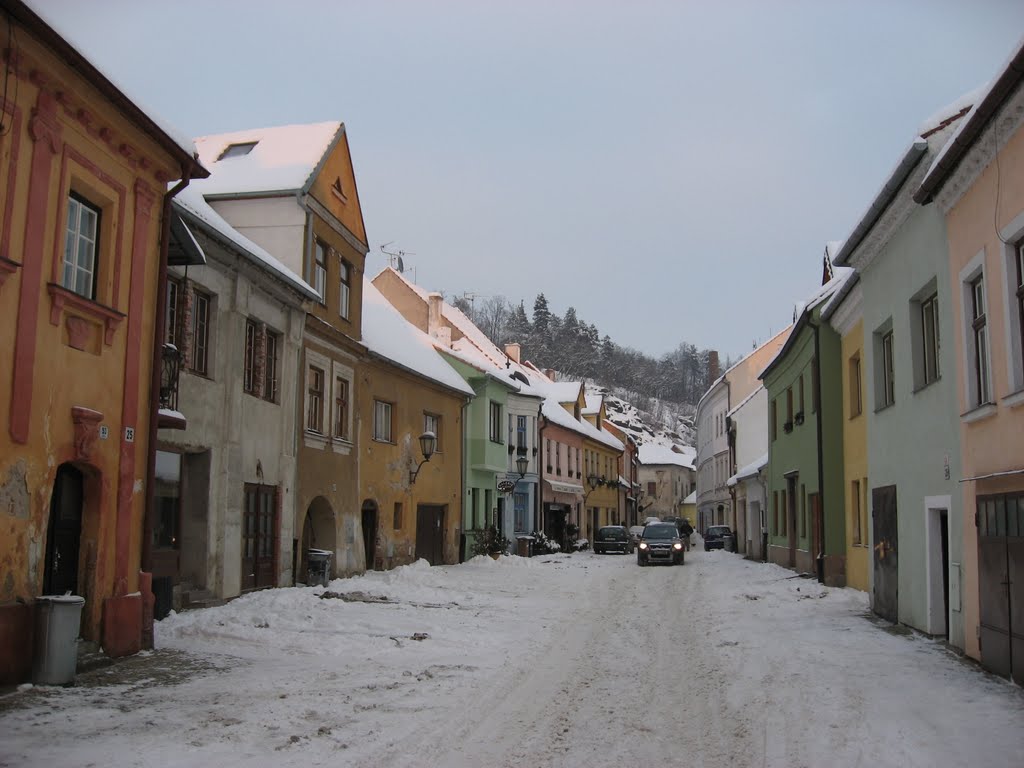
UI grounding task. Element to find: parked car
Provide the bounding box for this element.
[594,525,633,555]
[637,523,685,566]
[628,525,645,547]
[704,525,734,551]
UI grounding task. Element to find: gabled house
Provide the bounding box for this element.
[358,281,472,568]
[914,39,1024,681]
[190,121,370,578]
[727,385,770,560]
[371,268,544,558]
[604,421,640,527]
[153,186,317,614]
[637,442,696,522]
[0,1,206,680]
[696,368,730,534]
[760,257,852,585]
[830,93,975,637]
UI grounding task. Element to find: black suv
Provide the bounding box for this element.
[637,523,685,566]
[594,525,633,555]
[704,525,734,551]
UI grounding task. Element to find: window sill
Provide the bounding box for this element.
[0,255,20,289]
[874,401,895,415]
[304,430,330,450]
[47,283,125,346]
[331,438,353,455]
[372,437,395,445]
[961,402,997,424]
[1002,388,1024,409]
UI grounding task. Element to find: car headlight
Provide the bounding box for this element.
[639,542,648,550]
[673,542,683,550]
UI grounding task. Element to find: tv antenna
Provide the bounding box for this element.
[380,242,416,280]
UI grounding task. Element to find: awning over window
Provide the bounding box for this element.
[168,213,206,266]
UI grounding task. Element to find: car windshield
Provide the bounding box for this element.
[708,526,730,536]
[598,527,626,540]
[643,525,677,539]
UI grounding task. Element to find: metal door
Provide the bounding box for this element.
[416,505,445,566]
[872,485,898,623]
[978,493,1023,682]
[44,464,84,596]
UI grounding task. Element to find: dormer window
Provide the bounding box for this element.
[218,141,258,160]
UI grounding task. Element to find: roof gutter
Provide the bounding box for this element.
[832,139,927,267]
[915,42,1024,204]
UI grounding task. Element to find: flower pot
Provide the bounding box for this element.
[489,552,500,560]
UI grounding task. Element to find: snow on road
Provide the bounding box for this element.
[2,548,1023,768]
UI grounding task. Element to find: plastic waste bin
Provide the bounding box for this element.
[31,595,85,685]
[306,548,332,587]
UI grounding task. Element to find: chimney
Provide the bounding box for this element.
[545,368,557,381]
[504,343,521,364]
[427,293,451,348]
[708,350,720,383]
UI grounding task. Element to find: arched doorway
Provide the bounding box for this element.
[299,496,336,583]
[361,500,378,571]
[44,464,85,596]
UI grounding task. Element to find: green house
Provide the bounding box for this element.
[760,262,850,586]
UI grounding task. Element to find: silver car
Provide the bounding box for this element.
[636,523,686,566]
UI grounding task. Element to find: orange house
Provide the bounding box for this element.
[0,2,205,681]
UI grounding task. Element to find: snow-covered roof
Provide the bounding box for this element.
[542,399,623,451]
[682,490,697,505]
[173,186,318,301]
[638,443,695,470]
[727,385,765,418]
[361,280,473,397]
[193,122,343,197]
[917,37,1024,204]
[759,267,855,381]
[727,452,769,487]
[583,394,603,414]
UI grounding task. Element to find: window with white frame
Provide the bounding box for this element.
[1017,244,1024,384]
[874,320,895,410]
[1003,239,1024,394]
[339,258,351,319]
[243,320,258,394]
[555,441,562,475]
[313,241,327,305]
[374,400,393,442]
[970,275,991,405]
[921,293,940,387]
[63,194,100,299]
[516,415,527,450]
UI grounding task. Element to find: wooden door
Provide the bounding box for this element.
[786,476,798,569]
[242,484,277,591]
[872,485,898,623]
[362,506,378,570]
[44,464,83,596]
[416,505,445,565]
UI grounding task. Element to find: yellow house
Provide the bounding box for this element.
[580,393,625,537]
[824,278,870,592]
[359,281,472,567]
[0,1,205,680]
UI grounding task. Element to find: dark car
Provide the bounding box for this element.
[704,525,734,551]
[637,523,685,566]
[594,525,633,555]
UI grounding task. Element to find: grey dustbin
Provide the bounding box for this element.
[306,548,332,587]
[31,595,85,686]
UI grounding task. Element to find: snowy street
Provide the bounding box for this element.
[2,547,1023,768]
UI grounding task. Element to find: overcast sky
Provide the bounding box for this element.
[43,0,1024,360]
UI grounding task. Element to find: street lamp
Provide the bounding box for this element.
[515,455,529,478]
[409,431,437,484]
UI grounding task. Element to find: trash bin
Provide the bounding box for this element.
[31,595,85,686]
[306,548,332,587]
[516,536,534,558]
[724,533,735,552]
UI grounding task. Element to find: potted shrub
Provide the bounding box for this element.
[472,525,511,559]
